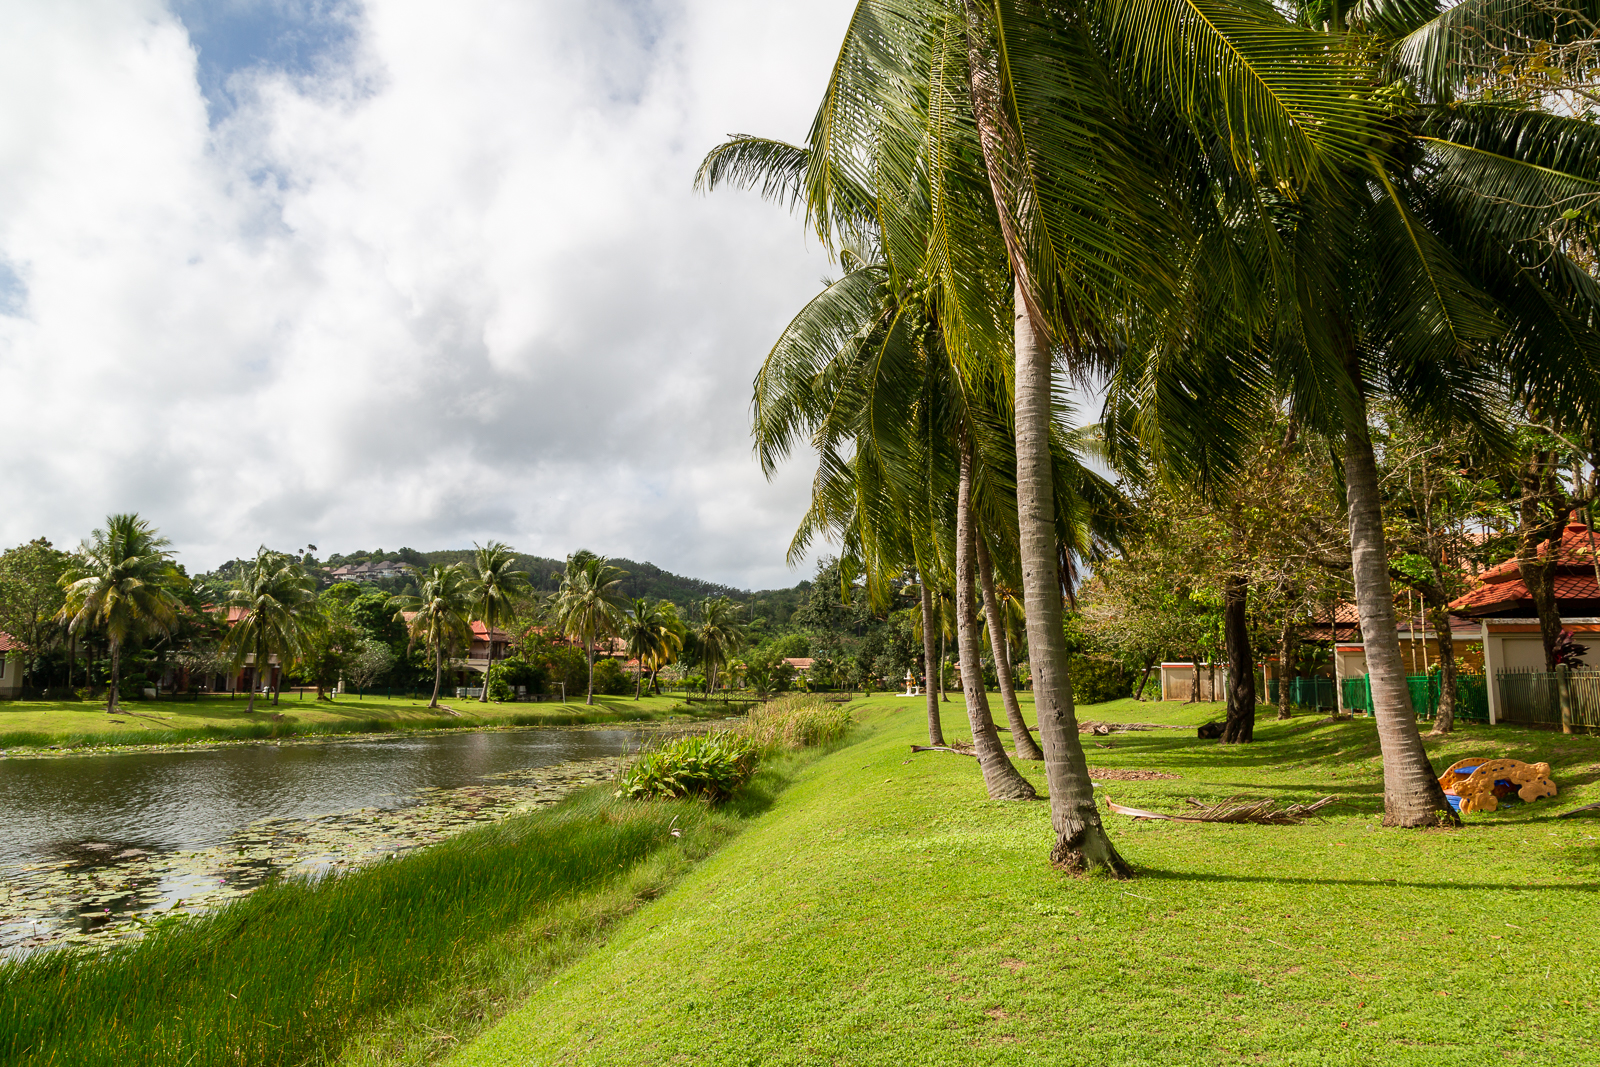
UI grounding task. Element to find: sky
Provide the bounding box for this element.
[0,0,858,589]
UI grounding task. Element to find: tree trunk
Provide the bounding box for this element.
[245,652,257,713]
[107,640,121,714]
[977,535,1043,759]
[1011,282,1127,872]
[1344,397,1456,826]
[956,434,1036,799]
[1135,658,1155,702]
[1220,573,1255,743]
[1427,604,1457,735]
[428,645,444,708]
[1276,613,1298,720]
[481,634,492,702]
[1189,657,1200,703]
[585,633,596,705]
[939,623,948,702]
[1515,453,1569,669]
[920,577,945,746]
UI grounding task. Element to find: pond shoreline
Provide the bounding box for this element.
[0,711,734,762]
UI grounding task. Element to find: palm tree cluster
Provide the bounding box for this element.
[700,0,1600,868]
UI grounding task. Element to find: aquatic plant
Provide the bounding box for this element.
[615,731,762,804]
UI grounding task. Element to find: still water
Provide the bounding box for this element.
[0,727,656,953]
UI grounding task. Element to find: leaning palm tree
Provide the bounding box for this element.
[695,597,746,694]
[621,598,681,699]
[467,541,530,702]
[388,563,474,710]
[221,548,319,712]
[551,552,628,704]
[56,513,187,714]
[645,601,687,695]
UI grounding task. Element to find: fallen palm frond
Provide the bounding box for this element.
[1077,721,1189,734]
[1556,800,1600,819]
[910,743,975,757]
[1107,794,1338,825]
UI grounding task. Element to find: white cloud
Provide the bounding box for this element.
[0,0,853,587]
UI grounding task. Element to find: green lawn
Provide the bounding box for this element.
[0,693,704,750]
[453,695,1600,1066]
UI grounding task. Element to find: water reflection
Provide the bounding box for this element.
[0,727,653,955]
[0,726,648,867]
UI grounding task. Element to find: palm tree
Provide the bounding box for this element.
[622,598,681,699]
[56,513,187,714]
[695,597,746,693]
[467,541,530,702]
[388,563,474,709]
[551,552,628,704]
[221,548,319,712]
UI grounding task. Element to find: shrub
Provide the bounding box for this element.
[487,677,514,701]
[1068,654,1134,704]
[590,657,633,696]
[615,731,762,804]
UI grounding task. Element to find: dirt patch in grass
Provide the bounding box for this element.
[1087,767,1180,781]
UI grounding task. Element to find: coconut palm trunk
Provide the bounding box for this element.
[956,435,1036,800]
[1014,287,1129,872]
[1220,573,1255,743]
[920,577,945,746]
[977,536,1043,759]
[429,645,444,708]
[1344,404,1455,825]
[107,640,121,714]
[585,633,596,705]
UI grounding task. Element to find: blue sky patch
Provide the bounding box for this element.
[170,0,360,121]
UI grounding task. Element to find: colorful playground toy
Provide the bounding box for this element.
[1438,758,1557,814]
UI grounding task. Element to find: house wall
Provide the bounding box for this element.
[1158,663,1227,702]
[0,653,20,699]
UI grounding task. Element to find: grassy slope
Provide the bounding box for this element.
[0,694,698,750]
[455,696,1600,1066]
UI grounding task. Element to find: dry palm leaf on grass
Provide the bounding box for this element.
[1107,794,1338,825]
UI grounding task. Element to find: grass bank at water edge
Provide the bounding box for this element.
[453,696,1600,1066]
[0,747,827,1067]
[0,694,714,754]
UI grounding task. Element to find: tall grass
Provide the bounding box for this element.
[0,791,717,1067]
[738,693,855,751]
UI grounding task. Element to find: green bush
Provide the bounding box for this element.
[590,657,633,696]
[487,677,514,701]
[615,731,762,804]
[1068,655,1135,704]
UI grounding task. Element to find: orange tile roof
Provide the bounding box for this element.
[1451,522,1600,616]
[0,631,26,653]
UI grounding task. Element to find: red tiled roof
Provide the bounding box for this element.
[470,621,512,641]
[1451,522,1600,616]
[0,631,26,653]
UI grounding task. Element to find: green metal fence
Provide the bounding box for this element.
[1496,668,1600,729]
[1265,676,1338,710]
[1338,673,1489,723]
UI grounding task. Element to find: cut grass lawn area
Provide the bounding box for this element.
[0,693,709,751]
[456,695,1600,1066]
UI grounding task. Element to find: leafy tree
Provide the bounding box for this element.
[222,548,319,712]
[552,551,628,704]
[343,636,395,695]
[0,538,69,685]
[57,515,188,713]
[387,563,473,709]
